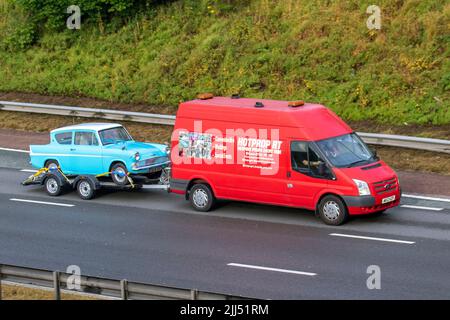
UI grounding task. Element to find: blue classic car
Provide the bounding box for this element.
[29,123,170,185]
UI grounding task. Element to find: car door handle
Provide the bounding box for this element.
[70,148,76,151]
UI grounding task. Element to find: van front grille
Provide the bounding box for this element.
[372,177,398,195]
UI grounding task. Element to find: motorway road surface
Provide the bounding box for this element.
[1,150,450,299]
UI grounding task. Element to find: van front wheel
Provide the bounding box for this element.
[189,184,216,212]
[318,195,348,225]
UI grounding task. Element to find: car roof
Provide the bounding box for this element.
[51,123,122,133]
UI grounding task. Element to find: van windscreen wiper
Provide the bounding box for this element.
[346,159,369,168]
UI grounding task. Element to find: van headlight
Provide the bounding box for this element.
[352,179,371,196]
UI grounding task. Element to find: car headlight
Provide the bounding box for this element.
[134,152,141,161]
[352,179,371,196]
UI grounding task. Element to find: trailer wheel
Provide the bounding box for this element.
[318,195,348,226]
[77,179,96,200]
[111,163,129,186]
[189,183,216,212]
[45,175,62,197]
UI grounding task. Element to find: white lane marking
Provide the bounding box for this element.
[9,198,75,207]
[329,233,415,245]
[227,263,317,276]
[0,147,29,153]
[401,204,443,211]
[20,169,38,173]
[403,194,450,203]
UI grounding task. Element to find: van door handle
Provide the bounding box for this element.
[287,171,291,178]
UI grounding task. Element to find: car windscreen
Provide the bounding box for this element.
[99,127,133,145]
[316,133,375,168]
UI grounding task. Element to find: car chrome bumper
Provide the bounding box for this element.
[131,160,171,171]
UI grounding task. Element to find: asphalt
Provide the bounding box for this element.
[1,150,450,299]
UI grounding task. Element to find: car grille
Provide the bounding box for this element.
[372,177,398,195]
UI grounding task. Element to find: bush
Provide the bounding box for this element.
[0,0,448,125]
[2,23,36,51]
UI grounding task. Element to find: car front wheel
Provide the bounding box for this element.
[318,195,349,225]
[111,163,129,186]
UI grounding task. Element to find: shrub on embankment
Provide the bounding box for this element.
[0,0,449,124]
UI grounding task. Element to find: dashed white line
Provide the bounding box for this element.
[9,198,75,207]
[0,147,29,153]
[329,233,415,245]
[401,204,443,211]
[20,169,38,173]
[402,194,450,203]
[227,263,317,276]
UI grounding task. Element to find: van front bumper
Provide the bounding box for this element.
[342,195,375,207]
[342,192,401,215]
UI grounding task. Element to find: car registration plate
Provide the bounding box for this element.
[382,195,396,204]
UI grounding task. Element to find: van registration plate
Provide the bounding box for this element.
[382,195,396,204]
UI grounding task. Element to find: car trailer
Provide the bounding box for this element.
[21,166,171,200]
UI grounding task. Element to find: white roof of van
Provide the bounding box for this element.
[51,123,122,133]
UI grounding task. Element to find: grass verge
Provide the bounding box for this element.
[1,283,98,300]
[0,0,449,125]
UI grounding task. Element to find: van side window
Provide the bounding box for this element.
[291,141,332,179]
[75,132,99,146]
[291,141,309,172]
[307,146,327,177]
[55,132,72,145]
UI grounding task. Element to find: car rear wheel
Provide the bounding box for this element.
[45,160,59,172]
[111,163,129,186]
[189,183,216,212]
[77,179,96,200]
[318,195,349,225]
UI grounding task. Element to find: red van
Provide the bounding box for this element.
[170,95,401,225]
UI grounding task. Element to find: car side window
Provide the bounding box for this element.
[74,132,99,146]
[55,132,73,145]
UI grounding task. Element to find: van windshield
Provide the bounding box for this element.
[316,133,376,168]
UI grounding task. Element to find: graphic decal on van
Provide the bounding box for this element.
[179,132,213,159]
[173,121,282,176]
[237,137,282,171]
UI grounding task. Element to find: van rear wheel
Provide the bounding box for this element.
[318,195,348,225]
[189,184,216,212]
